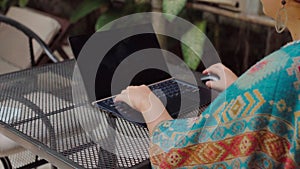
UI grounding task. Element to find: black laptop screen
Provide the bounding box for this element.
[70,32,171,101]
[95,33,171,100]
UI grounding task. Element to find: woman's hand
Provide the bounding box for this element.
[114,85,152,113]
[203,63,238,91]
[114,85,172,134]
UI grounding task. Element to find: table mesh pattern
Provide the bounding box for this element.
[0,61,151,168]
[0,60,209,168]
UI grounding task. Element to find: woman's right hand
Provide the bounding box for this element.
[203,63,238,91]
[114,85,172,135]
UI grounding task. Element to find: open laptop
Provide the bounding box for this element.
[69,25,213,127]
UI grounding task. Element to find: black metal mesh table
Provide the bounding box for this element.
[0,60,209,169]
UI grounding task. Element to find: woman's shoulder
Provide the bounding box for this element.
[281,40,300,57]
[232,42,299,90]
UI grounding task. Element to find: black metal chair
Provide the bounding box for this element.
[0,14,59,169]
[0,14,59,73]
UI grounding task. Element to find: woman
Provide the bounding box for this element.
[115,0,300,168]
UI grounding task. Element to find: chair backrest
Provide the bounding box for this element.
[0,7,60,71]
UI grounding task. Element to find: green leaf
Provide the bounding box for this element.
[122,2,150,14]
[181,20,207,70]
[18,0,28,7]
[162,0,187,21]
[0,0,9,11]
[70,0,108,23]
[133,2,151,13]
[95,10,122,31]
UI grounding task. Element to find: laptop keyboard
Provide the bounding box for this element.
[149,79,199,98]
[95,79,201,118]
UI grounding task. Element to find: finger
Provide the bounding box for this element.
[114,94,121,102]
[114,93,128,103]
[206,81,218,90]
[121,89,127,94]
[205,81,221,89]
[127,86,137,89]
[203,63,220,73]
[208,66,223,75]
[203,66,210,74]
[202,69,209,74]
[206,81,224,91]
[203,65,216,74]
[205,81,212,88]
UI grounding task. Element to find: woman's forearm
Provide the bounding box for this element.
[143,108,172,135]
[141,92,173,135]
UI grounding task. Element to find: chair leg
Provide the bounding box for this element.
[57,47,70,59]
[0,157,12,169]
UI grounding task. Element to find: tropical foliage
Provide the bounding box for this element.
[70,0,206,70]
[70,0,151,31]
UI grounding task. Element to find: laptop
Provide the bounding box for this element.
[69,25,213,127]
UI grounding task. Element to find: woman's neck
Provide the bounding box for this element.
[287,21,300,41]
[287,6,300,41]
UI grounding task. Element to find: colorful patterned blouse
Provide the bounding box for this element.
[150,41,300,169]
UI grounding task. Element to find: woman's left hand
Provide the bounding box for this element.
[203,63,238,91]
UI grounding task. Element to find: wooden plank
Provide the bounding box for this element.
[187,2,275,27]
